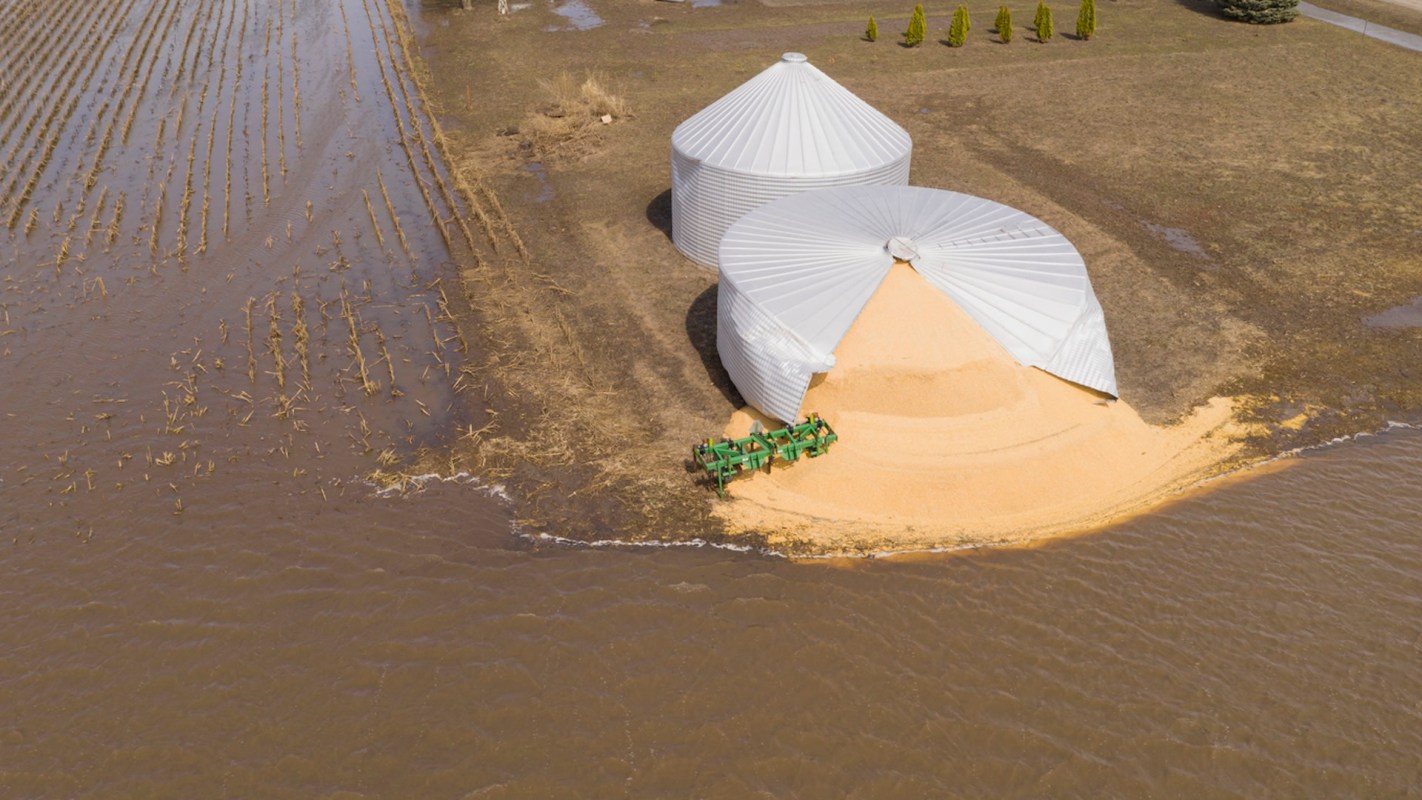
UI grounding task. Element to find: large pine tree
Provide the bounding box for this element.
[1215,0,1299,23]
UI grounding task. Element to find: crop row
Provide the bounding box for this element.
[0,1,91,133]
[60,0,188,243]
[383,0,528,262]
[0,1,108,171]
[357,0,471,259]
[0,0,45,48]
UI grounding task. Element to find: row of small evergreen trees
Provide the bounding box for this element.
[865,0,1296,43]
[868,1,1095,47]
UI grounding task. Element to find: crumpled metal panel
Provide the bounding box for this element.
[671,53,912,269]
[717,185,1118,421]
[716,277,836,424]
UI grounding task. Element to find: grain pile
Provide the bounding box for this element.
[717,263,1245,553]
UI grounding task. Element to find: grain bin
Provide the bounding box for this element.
[717,185,1118,422]
[670,53,912,269]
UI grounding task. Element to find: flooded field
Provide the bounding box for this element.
[0,0,505,539]
[4,0,1422,795]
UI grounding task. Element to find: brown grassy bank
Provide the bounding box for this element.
[1311,0,1422,35]
[410,0,1422,552]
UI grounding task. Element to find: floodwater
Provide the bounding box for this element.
[1142,220,1210,259]
[1366,295,1422,329]
[4,0,1422,796]
[546,0,604,32]
[5,425,1421,796]
[0,0,493,537]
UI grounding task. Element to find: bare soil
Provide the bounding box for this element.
[414,0,1422,552]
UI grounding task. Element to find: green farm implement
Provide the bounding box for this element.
[692,414,838,496]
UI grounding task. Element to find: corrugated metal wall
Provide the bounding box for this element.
[672,154,910,269]
[670,53,912,269]
[717,186,1119,422]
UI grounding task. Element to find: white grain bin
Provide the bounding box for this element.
[670,52,912,269]
[717,185,1118,422]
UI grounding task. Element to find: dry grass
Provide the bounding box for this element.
[265,293,289,414]
[243,296,257,386]
[197,103,218,254]
[376,168,413,259]
[519,71,629,159]
[85,187,109,251]
[338,1,361,101]
[361,188,386,250]
[340,289,378,396]
[290,290,312,391]
[104,192,125,249]
[1311,0,1422,34]
[290,5,303,149]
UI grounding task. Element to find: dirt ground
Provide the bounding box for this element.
[411,0,1422,553]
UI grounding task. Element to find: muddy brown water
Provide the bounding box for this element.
[4,0,1422,796]
[4,425,1421,797]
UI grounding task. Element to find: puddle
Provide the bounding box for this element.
[1364,297,1422,329]
[1141,221,1209,258]
[692,0,734,7]
[525,162,554,203]
[547,0,604,31]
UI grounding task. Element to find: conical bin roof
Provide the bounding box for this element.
[717,185,1117,422]
[672,52,912,179]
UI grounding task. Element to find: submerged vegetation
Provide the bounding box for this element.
[0,0,527,527]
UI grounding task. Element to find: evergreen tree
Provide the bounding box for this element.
[904,4,927,47]
[1214,0,1299,23]
[1076,0,1095,39]
[866,15,879,41]
[948,6,970,46]
[1034,1,1046,29]
[997,5,1014,42]
[1037,3,1053,41]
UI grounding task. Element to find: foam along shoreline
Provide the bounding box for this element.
[714,263,1247,552]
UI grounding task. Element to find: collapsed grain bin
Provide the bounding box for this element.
[670,52,912,269]
[716,185,1117,422]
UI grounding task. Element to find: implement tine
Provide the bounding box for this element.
[691,416,838,495]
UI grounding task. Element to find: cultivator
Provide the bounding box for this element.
[692,414,838,496]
